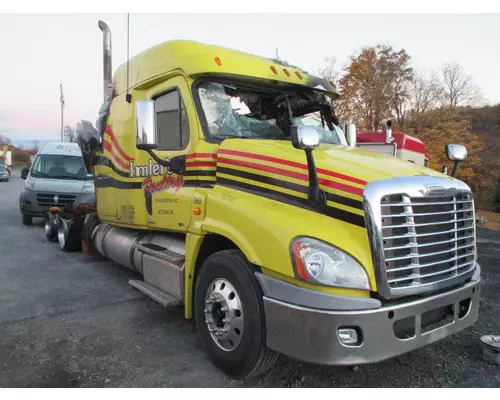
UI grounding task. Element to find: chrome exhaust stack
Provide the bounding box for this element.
[385,120,393,144]
[98,20,112,102]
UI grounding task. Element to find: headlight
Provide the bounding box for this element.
[82,180,94,193]
[291,237,370,290]
[25,177,35,190]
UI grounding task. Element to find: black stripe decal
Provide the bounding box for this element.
[217,166,363,211]
[217,177,365,228]
[185,170,216,177]
[94,176,141,189]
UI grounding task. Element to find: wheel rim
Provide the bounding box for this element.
[204,278,244,352]
[44,215,51,236]
[58,219,68,249]
[45,214,54,237]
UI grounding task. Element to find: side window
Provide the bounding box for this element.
[155,89,189,150]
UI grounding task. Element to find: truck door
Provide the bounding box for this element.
[118,76,199,232]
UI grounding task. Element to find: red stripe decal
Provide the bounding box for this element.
[103,139,130,170]
[219,149,303,169]
[104,125,134,162]
[218,149,366,186]
[217,157,363,196]
[186,161,217,168]
[186,153,217,160]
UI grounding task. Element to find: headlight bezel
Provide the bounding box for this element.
[82,180,95,193]
[290,236,371,291]
[24,176,35,191]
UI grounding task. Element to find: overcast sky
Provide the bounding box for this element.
[1,13,499,141]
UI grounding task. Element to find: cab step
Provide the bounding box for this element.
[129,279,181,308]
[135,243,184,264]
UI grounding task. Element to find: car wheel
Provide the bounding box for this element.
[194,249,278,379]
[22,214,32,226]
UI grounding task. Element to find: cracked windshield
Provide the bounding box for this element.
[197,81,346,144]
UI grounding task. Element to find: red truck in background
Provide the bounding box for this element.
[355,121,430,167]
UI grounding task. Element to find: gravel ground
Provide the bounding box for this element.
[1,170,499,388]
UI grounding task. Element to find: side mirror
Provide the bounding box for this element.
[290,125,320,150]
[446,144,467,161]
[21,167,29,180]
[136,100,157,150]
[344,123,357,148]
[445,144,467,178]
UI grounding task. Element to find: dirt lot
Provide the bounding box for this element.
[1,170,499,387]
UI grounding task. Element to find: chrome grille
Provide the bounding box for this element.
[380,193,476,290]
[36,193,76,208]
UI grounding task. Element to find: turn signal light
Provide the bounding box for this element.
[292,240,310,281]
[193,207,202,215]
[215,57,222,66]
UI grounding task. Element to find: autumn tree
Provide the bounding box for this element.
[441,62,483,108]
[337,45,413,130]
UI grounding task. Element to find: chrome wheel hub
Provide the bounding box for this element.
[204,278,244,352]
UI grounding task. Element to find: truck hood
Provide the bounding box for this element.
[217,139,447,188]
[214,140,452,229]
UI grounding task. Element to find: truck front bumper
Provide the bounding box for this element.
[260,269,481,366]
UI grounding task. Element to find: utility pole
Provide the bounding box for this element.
[60,83,65,142]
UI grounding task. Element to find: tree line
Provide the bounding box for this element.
[317,45,498,211]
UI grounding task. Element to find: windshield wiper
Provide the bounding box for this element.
[31,171,50,177]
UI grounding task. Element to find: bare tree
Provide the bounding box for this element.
[441,62,483,108]
[397,70,444,129]
[63,124,77,143]
[0,134,11,145]
[317,57,343,86]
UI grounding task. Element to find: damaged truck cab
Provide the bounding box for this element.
[75,20,481,379]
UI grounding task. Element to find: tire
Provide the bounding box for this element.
[57,218,81,252]
[44,213,59,242]
[81,213,99,255]
[22,214,32,226]
[194,249,278,379]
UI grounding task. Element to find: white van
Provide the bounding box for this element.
[19,142,96,225]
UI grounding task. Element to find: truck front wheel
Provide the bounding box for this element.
[194,249,278,379]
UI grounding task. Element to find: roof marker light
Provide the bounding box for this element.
[270,66,278,74]
[295,71,303,79]
[283,68,290,77]
[215,57,222,66]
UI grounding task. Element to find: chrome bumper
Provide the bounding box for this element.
[263,275,480,365]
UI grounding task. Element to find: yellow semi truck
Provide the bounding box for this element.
[64,20,480,379]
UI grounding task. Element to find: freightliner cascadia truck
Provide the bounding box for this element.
[45,20,481,379]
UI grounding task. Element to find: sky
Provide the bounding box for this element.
[1,13,499,142]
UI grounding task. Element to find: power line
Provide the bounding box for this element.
[130,14,170,42]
